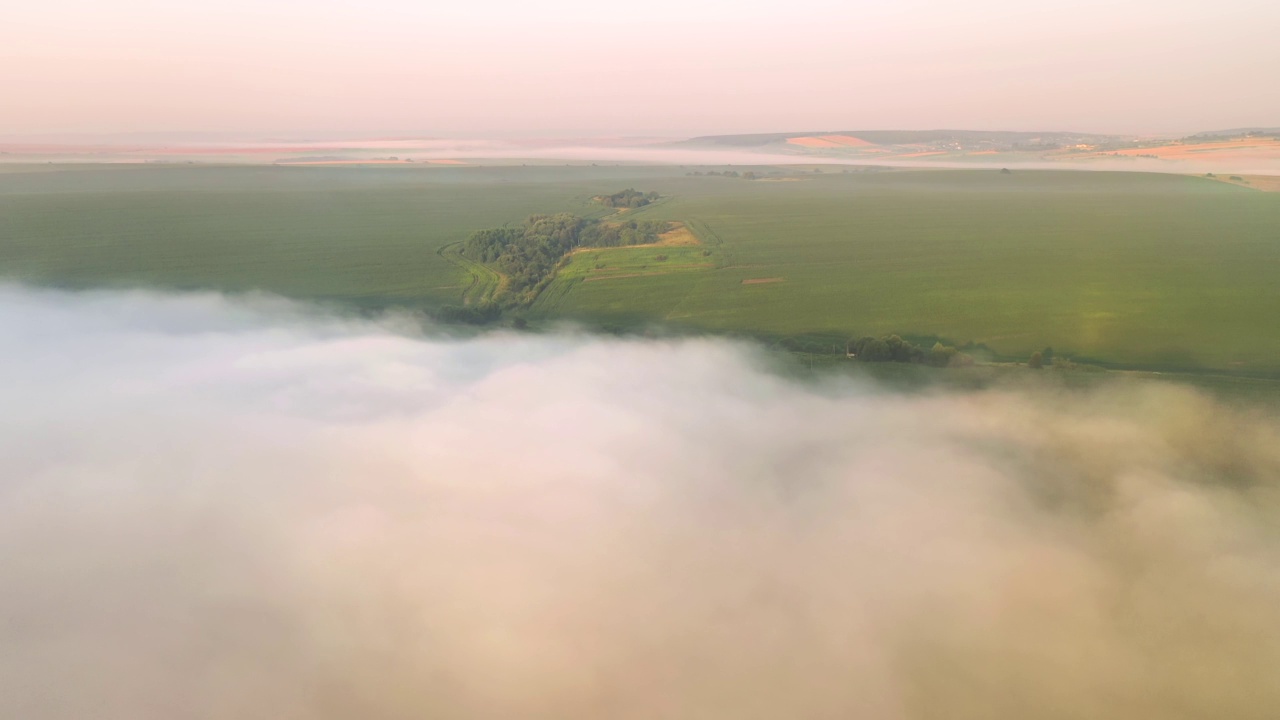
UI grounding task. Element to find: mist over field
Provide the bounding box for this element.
[3,284,1280,719]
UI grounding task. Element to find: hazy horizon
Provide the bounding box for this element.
[5,0,1278,139]
[4,126,1278,147]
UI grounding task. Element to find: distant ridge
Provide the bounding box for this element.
[680,129,1123,147]
[1189,127,1280,138]
[670,128,1280,171]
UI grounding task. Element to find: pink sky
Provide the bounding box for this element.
[3,0,1277,138]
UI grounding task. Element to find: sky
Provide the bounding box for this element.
[3,0,1278,138]
[3,284,1280,718]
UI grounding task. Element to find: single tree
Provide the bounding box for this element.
[1029,351,1044,369]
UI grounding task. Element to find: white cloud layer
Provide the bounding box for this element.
[2,284,1279,719]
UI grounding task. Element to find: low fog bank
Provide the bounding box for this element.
[521,144,1280,176]
[2,285,1279,720]
[6,138,1279,176]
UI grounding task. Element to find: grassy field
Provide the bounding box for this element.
[0,164,662,309]
[440,242,506,306]
[534,170,1280,374]
[2,164,1279,374]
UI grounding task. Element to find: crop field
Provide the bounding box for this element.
[535,170,1280,374]
[2,164,1279,373]
[0,164,668,309]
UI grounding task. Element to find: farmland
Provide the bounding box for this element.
[2,164,1279,374]
[0,164,658,309]
[534,169,1280,374]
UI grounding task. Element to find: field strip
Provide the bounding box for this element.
[683,218,721,246]
[583,271,677,282]
[528,273,579,313]
[742,277,785,284]
[438,242,506,305]
[655,222,700,246]
[659,218,725,321]
[589,263,712,274]
[683,218,735,267]
[1207,174,1280,192]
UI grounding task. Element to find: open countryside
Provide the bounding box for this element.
[2,164,1279,375]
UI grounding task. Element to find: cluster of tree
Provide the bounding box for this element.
[434,303,502,325]
[1011,141,1061,151]
[582,219,671,248]
[847,335,974,368]
[463,213,670,302]
[1028,347,1055,368]
[595,189,660,208]
[1186,129,1280,141]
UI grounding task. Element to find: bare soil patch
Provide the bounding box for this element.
[1209,174,1280,192]
[786,137,842,149]
[583,272,673,282]
[786,134,875,149]
[656,223,699,247]
[742,277,785,285]
[821,134,875,147]
[1111,138,1280,161]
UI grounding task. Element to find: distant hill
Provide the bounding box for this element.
[671,128,1280,168]
[1188,127,1280,139]
[679,129,1124,151]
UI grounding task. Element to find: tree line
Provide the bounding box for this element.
[849,335,1069,370]
[688,170,747,178]
[847,335,975,368]
[594,189,661,209]
[462,212,671,304]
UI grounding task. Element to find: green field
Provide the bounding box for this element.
[0,164,656,308]
[2,163,1279,374]
[535,170,1280,374]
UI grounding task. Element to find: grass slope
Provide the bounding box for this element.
[439,242,505,306]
